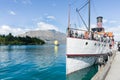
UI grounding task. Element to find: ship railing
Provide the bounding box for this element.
[67,28,111,43]
[67,27,91,39]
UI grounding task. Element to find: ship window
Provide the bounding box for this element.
[91,28,104,32]
[85,42,88,45]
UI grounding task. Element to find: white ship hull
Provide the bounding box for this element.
[66,37,111,74]
[67,37,111,56]
[66,56,96,74]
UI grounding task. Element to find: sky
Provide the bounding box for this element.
[0,0,120,41]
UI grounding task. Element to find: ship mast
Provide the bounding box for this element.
[67,4,71,37]
[68,4,70,29]
[88,0,90,32]
[68,0,91,33]
[76,0,91,32]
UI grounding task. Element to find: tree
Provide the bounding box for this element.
[0,33,45,45]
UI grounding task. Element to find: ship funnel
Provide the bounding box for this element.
[97,16,103,28]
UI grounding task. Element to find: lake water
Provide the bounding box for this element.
[67,65,98,80]
[0,45,66,80]
[0,45,97,80]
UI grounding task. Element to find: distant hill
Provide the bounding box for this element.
[18,30,66,44]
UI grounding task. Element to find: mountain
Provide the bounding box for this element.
[18,30,66,44]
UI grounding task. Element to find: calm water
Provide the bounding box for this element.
[67,65,98,80]
[0,45,97,80]
[0,45,66,80]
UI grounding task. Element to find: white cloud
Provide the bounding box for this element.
[0,21,59,36]
[9,10,16,15]
[105,26,120,41]
[47,16,56,20]
[36,22,59,31]
[0,25,29,35]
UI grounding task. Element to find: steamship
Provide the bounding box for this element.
[66,0,114,74]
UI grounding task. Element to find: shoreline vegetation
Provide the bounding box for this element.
[0,33,45,45]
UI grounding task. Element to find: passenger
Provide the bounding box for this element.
[112,37,114,47]
[88,32,91,40]
[106,36,109,43]
[94,31,98,40]
[91,32,93,40]
[70,30,74,37]
[109,39,112,49]
[69,30,72,37]
[80,33,84,39]
[103,33,107,42]
[108,37,111,43]
[75,31,78,38]
[100,34,104,42]
[73,30,75,38]
[98,34,101,41]
[118,42,120,51]
[84,31,89,39]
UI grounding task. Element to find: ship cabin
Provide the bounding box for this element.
[91,27,105,33]
[90,27,106,41]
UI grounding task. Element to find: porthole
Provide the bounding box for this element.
[85,42,88,45]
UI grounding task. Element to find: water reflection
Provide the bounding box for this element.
[0,45,66,80]
[0,45,28,68]
[0,45,59,68]
[32,45,58,68]
[54,46,58,56]
[67,65,98,80]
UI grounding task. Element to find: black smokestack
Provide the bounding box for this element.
[97,16,103,28]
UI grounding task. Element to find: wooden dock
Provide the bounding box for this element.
[105,51,120,80]
[92,50,118,80]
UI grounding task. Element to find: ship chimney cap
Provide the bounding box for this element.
[97,16,103,19]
